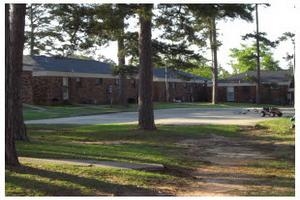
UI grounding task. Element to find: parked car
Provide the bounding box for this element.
[260,107,282,117]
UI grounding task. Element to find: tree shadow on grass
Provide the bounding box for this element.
[6,175,84,196]
[6,165,166,196]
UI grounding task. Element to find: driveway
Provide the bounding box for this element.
[25,107,295,126]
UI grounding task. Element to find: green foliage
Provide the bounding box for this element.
[218,66,231,79]
[152,40,206,70]
[25,4,63,55]
[184,64,212,79]
[230,43,280,74]
[48,4,96,56]
[112,64,138,77]
[278,32,295,70]
[242,32,279,48]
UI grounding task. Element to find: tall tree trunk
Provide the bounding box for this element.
[6,4,27,166]
[164,67,170,102]
[255,4,261,104]
[138,4,156,130]
[210,16,218,104]
[5,4,19,166]
[8,4,29,142]
[29,4,35,55]
[117,19,128,107]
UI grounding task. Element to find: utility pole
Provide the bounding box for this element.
[255,4,261,104]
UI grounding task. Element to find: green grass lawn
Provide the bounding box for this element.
[6,119,295,196]
[23,102,293,120]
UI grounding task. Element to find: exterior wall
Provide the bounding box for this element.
[21,70,33,104]
[26,75,207,105]
[32,76,63,105]
[68,77,138,104]
[153,81,208,102]
[29,76,138,105]
[206,87,227,103]
[22,72,289,106]
[234,86,256,103]
[207,84,289,105]
[260,84,288,105]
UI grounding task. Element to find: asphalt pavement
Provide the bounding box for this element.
[25,107,295,126]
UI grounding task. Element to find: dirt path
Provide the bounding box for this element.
[171,133,289,196]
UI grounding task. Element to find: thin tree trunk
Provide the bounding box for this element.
[117,20,128,107]
[138,4,156,130]
[255,4,261,104]
[165,67,170,102]
[6,4,27,166]
[210,16,218,104]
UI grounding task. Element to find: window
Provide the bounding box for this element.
[63,77,68,87]
[226,86,235,102]
[76,77,81,87]
[62,77,69,100]
[131,79,136,88]
[115,79,120,86]
[172,82,176,89]
[96,78,103,85]
[107,85,113,94]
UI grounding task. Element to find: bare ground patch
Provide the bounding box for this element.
[172,129,294,196]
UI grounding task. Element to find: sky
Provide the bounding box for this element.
[97,2,297,73]
[217,2,296,72]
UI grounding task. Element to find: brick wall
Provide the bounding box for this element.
[32,76,63,105]
[23,74,208,105]
[153,81,208,102]
[208,84,288,105]
[261,84,288,105]
[21,70,33,104]
[234,86,256,103]
[68,77,138,104]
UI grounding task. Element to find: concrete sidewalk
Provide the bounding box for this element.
[19,157,165,171]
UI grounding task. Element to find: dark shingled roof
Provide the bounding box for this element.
[23,55,207,82]
[24,55,113,74]
[219,70,292,83]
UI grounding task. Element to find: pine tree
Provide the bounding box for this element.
[278,32,295,72]
[137,4,156,130]
[25,4,63,55]
[189,4,254,104]
[6,3,27,166]
[48,4,95,56]
[153,4,207,102]
[78,4,138,106]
